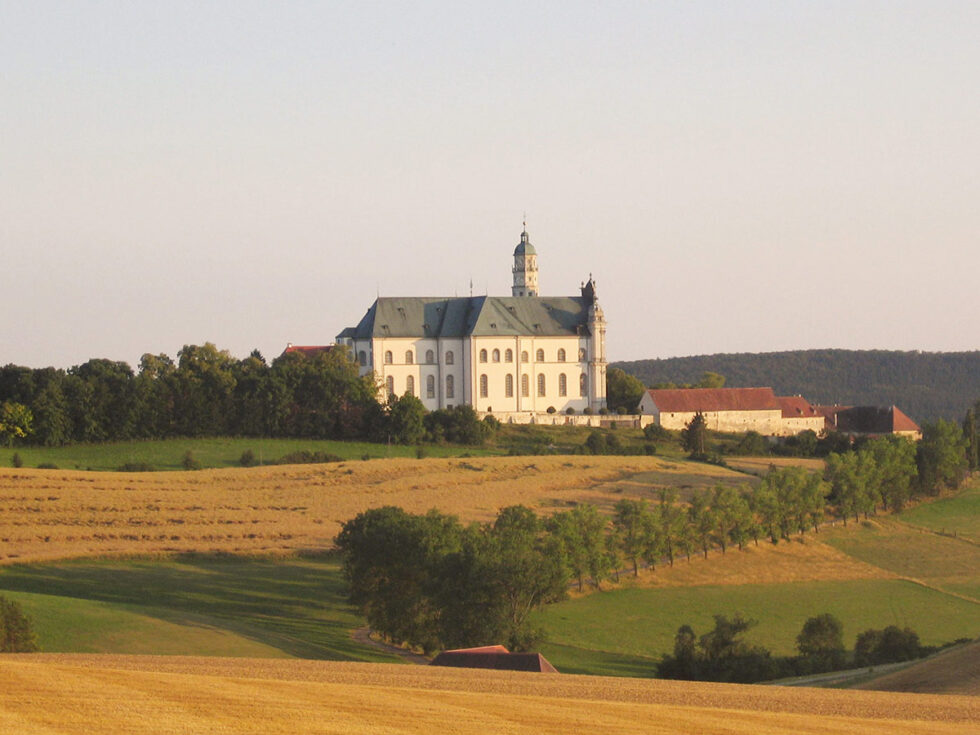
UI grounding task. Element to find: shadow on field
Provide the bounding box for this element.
[0,553,389,661]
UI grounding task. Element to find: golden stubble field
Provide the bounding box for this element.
[0,456,742,564]
[1,655,976,735]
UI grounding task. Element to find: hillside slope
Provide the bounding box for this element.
[853,640,980,696]
[614,349,980,421]
[1,655,976,734]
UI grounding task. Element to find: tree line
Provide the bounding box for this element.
[658,612,933,683]
[0,345,497,448]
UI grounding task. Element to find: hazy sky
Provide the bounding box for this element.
[2,1,978,370]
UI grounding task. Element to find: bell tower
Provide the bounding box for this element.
[512,226,538,297]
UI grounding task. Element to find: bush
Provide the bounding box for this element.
[276,451,343,465]
[11,452,22,468]
[239,449,256,467]
[181,450,202,471]
[546,406,556,414]
[415,445,427,459]
[565,407,575,415]
[854,626,921,666]
[117,462,156,472]
[585,431,607,455]
[644,442,657,455]
[643,423,672,442]
[583,407,593,415]
[36,463,58,470]
[0,594,38,652]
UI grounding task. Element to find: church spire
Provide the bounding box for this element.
[512,225,539,297]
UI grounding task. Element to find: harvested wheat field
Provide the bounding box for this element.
[724,456,826,476]
[0,457,741,564]
[853,640,980,696]
[1,655,976,735]
[609,534,897,592]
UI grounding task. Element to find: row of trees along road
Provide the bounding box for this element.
[337,427,970,654]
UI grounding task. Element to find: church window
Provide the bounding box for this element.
[492,349,500,363]
[384,351,393,365]
[479,349,488,363]
[446,375,455,398]
[521,374,529,397]
[405,350,414,364]
[559,373,567,397]
[445,351,454,365]
[505,374,514,397]
[579,348,587,361]
[536,348,545,362]
[521,351,529,363]
[405,375,415,396]
[386,376,394,396]
[558,348,566,362]
[480,374,488,398]
[426,375,435,399]
[580,374,587,397]
[505,349,513,363]
[358,350,367,365]
[537,374,546,396]
[425,349,435,364]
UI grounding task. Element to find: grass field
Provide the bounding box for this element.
[0,555,396,662]
[0,437,497,472]
[892,483,980,542]
[0,655,975,734]
[536,579,979,676]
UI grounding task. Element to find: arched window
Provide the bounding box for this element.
[521,374,529,397]
[384,350,393,365]
[385,376,394,396]
[521,351,529,363]
[479,349,488,363]
[426,375,435,398]
[536,348,545,362]
[445,350,454,365]
[505,349,513,363]
[358,350,367,365]
[492,349,500,363]
[425,349,434,364]
[579,347,587,361]
[557,348,566,362]
[505,374,514,398]
[446,375,455,398]
[580,373,587,397]
[405,375,415,396]
[559,373,567,396]
[480,374,488,398]
[405,350,413,364]
[537,374,546,397]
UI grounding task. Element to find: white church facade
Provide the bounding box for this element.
[336,229,607,420]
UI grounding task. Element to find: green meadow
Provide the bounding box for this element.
[0,437,496,472]
[0,555,398,662]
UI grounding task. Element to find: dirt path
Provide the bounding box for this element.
[351,627,430,665]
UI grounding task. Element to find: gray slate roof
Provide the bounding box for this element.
[340,296,592,340]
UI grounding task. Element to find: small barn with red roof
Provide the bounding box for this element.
[815,405,921,440]
[430,645,559,673]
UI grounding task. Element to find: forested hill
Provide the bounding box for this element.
[613,350,980,423]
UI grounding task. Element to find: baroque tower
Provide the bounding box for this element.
[512,227,539,297]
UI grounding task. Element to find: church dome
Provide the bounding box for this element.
[514,229,536,256]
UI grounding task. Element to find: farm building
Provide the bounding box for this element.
[429,645,559,673]
[815,405,922,440]
[638,387,825,437]
[336,227,608,421]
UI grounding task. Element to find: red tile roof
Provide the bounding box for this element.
[646,387,781,413]
[430,646,558,673]
[777,395,817,419]
[814,405,920,435]
[281,344,335,358]
[890,406,921,433]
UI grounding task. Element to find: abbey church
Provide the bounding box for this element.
[336,228,608,419]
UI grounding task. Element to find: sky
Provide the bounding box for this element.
[2,1,978,370]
